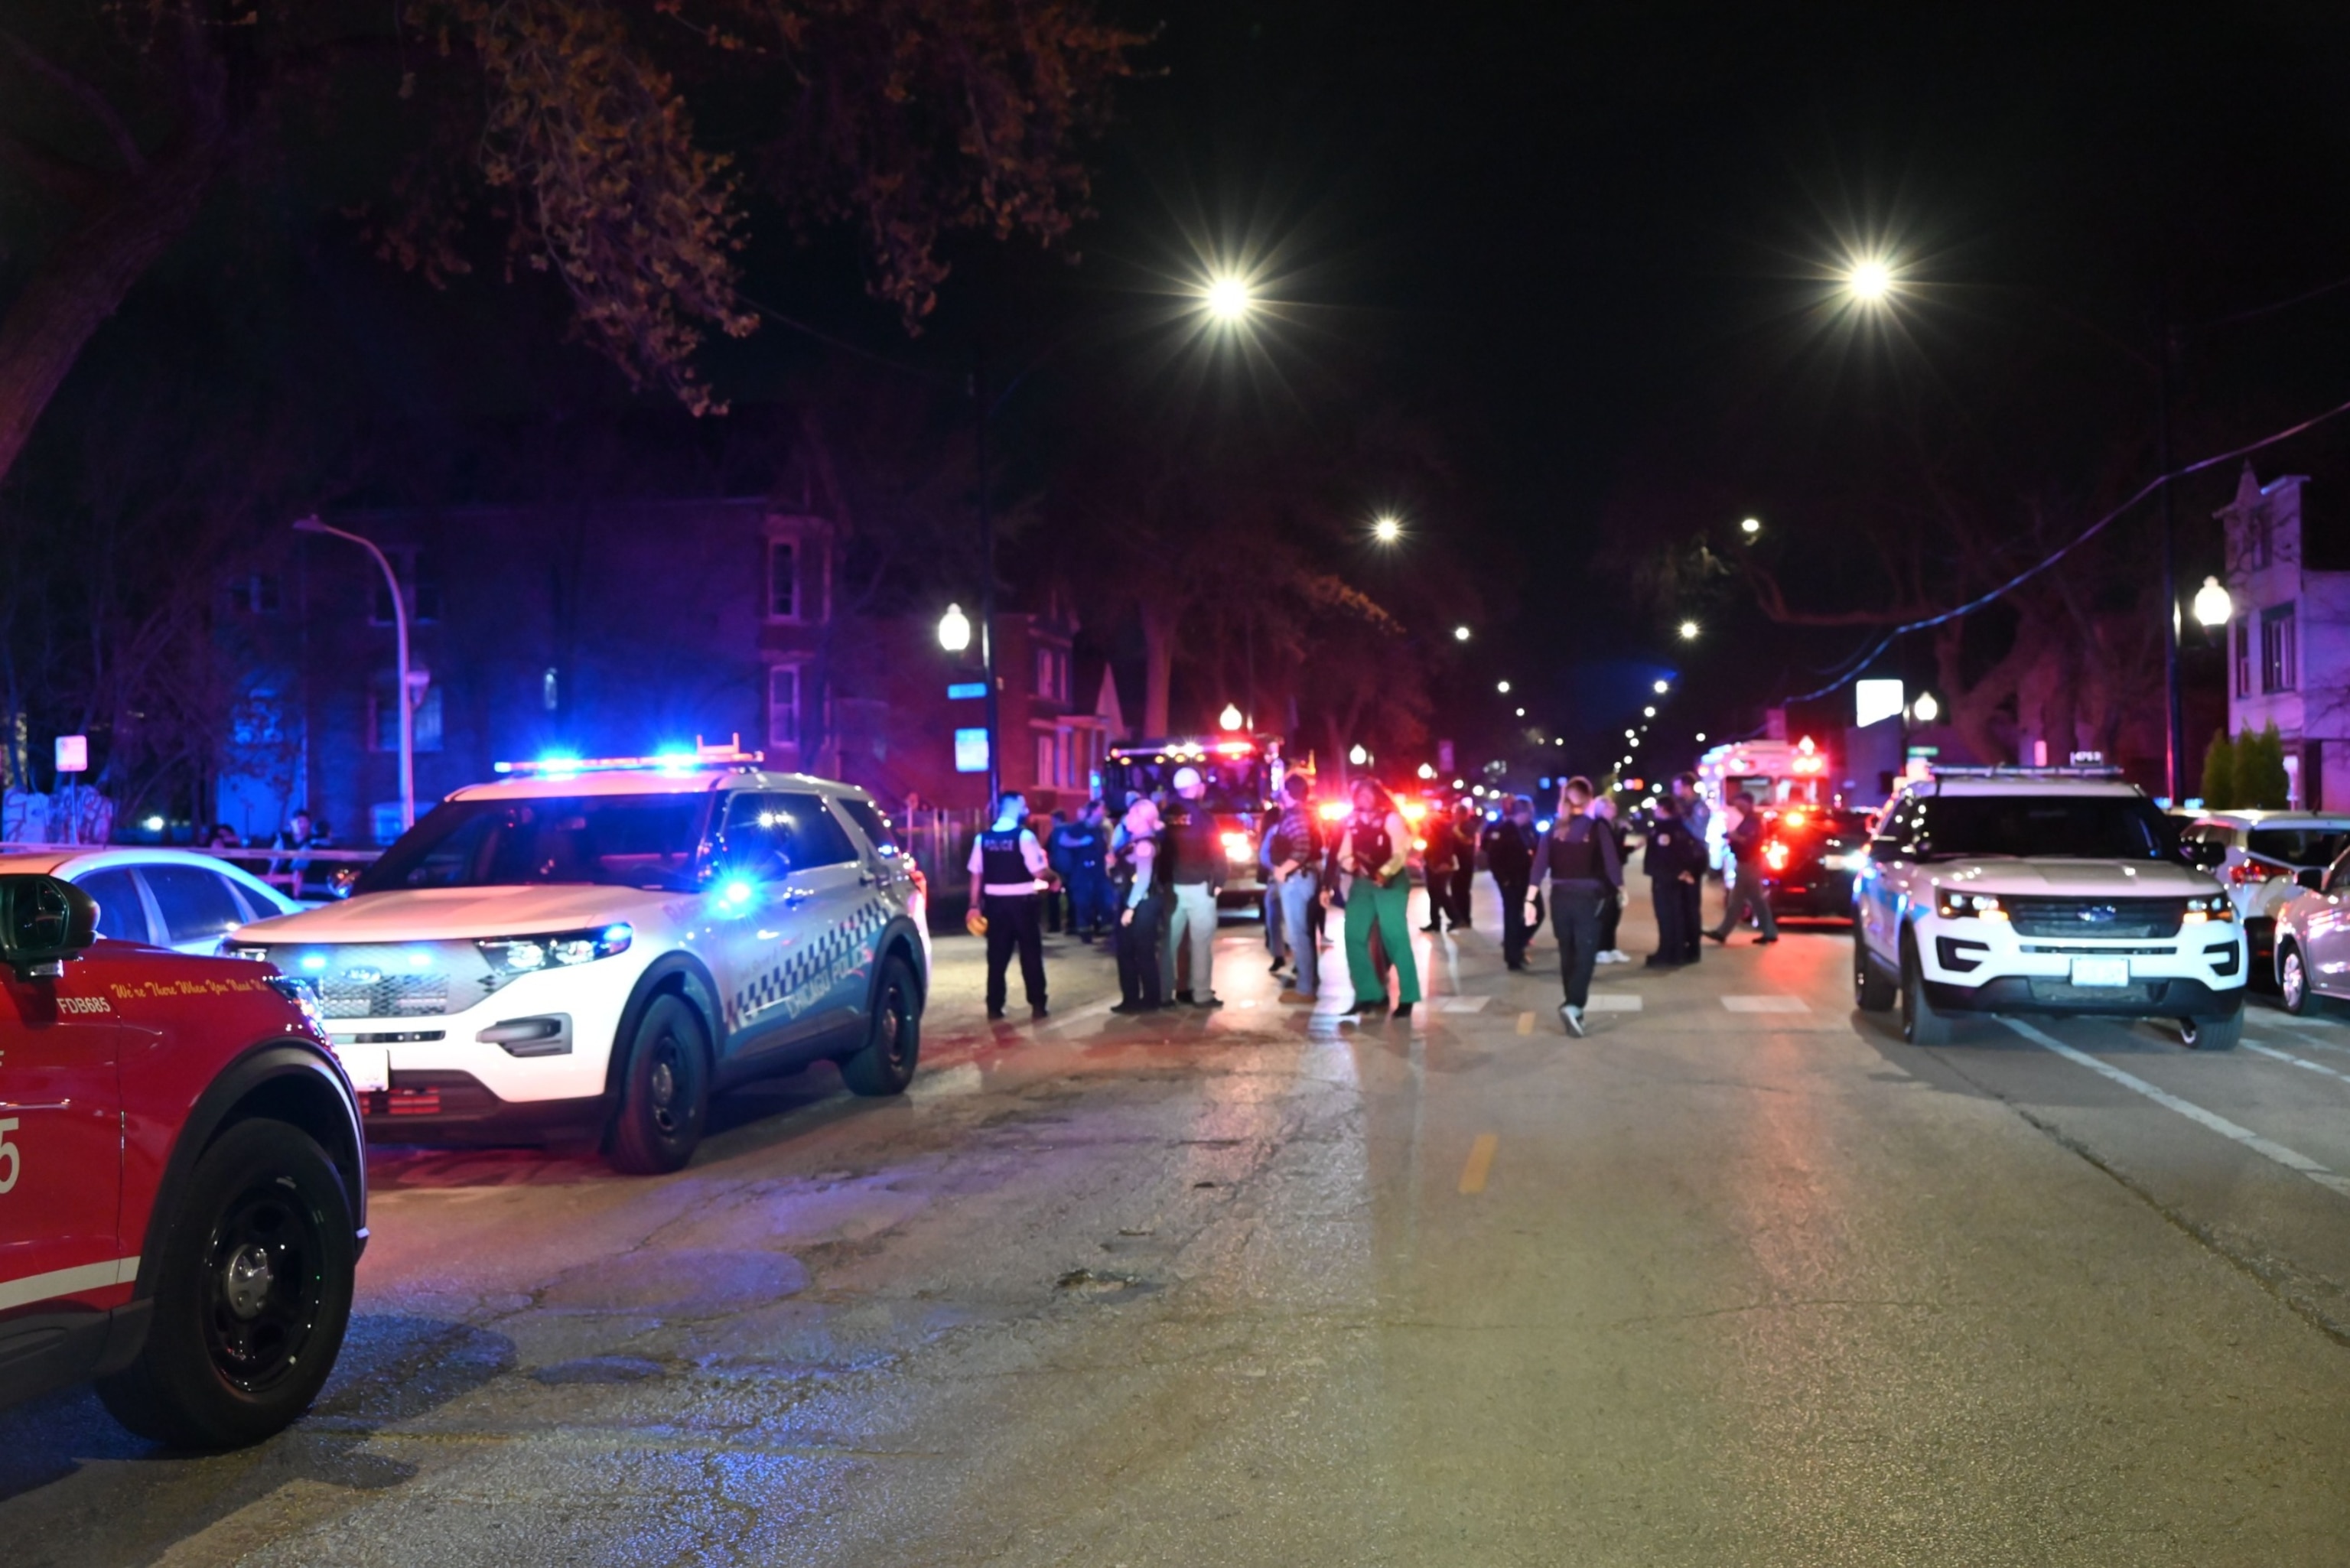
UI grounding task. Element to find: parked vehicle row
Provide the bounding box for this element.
[2,750,929,1449]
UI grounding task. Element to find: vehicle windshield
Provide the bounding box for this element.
[1916,794,2171,860]
[354,793,713,893]
[1102,753,1267,815]
[2247,825,2350,867]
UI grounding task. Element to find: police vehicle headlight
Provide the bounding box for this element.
[1935,889,2007,920]
[2181,893,2234,923]
[478,924,634,984]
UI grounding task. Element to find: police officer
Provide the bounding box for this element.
[1161,766,1224,1007]
[1051,802,1112,942]
[967,791,1050,1020]
[1480,795,1538,971]
[1534,776,1622,1036]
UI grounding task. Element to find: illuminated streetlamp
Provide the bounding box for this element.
[2192,576,2234,629]
[1453,625,1471,642]
[1740,516,1762,536]
[1372,514,1403,544]
[1847,259,1895,302]
[937,603,972,652]
[1416,762,1436,780]
[1348,743,1370,766]
[1653,678,1670,694]
[1496,679,1512,695]
[1219,702,1245,731]
[1695,732,1707,743]
[1678,620,1700,640]
[1910,691,1942,724]
[1515,708,1525,717]
[1204,275,1251,321]
[1642,705,1656,717]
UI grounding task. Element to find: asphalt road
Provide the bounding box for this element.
[11,875,2350,1565]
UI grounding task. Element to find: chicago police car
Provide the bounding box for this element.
[2,872,365,1448]
[228,747,930,1173]
[1854,768,2246,1049]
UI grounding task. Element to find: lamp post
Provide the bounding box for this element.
[294,515,416,831]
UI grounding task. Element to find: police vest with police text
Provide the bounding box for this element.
[980,829,1033,889]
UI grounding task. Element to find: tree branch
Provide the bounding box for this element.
[0,26,149,176]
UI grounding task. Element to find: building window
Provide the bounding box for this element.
[2247,509,2273,571]
[226,574,280,614]
[2234,617,2252,698]
[1035,733,1057,789]
[768,665,800,752]
[2261,603,2298,694]
[1034,646,1069,701]
[370,682,444,753]
[368,550,440,625]
[767,540,799,620]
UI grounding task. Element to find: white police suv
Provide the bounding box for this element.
[1853,768,2246,1050]
[226,748,930,1172]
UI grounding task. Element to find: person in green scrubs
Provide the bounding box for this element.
[1330,778,1421,1022]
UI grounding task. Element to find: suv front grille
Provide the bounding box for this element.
[2005,897,2184,939]
[262,941,496,1019]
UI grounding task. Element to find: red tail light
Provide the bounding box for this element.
[2228,860,2283,885]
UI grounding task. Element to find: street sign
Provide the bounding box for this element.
[1906,745,1939,757]
[54,735,87,773]
[953,727,990,773]
[946,682,986,700]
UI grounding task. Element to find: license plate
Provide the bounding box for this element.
[2069,957,2130,988]
[331,1042,392,1092]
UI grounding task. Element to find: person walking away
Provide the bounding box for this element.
[1481,795,1538,970]
[1445,803,1479,931]
[1535,776,1623,1036]
[967,792,1050,1020]
[1162,766,1225,1008]
[1671,772,1711,959]
[1334,779,1421,1021]
[1643,794,1704,968]
[1419,800,1460,932]
[1265,773,1324,1004]
[1111,799,1168,1013]
[1050,806,1108,942]
[1707,791,1781,945]
[1591,794,1631,963]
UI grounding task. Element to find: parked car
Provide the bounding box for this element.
[0,872,366,1448]
[2177,811,2350,968]
[1854,768,2247,1049]
[0,847,302,955]
[2269,846,2350,1015]
[1752,805,1874,921]
[228,753,930,1173]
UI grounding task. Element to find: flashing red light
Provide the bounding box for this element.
[1317,800,1349,822]
[2228,860,2286,885]
[1781,808,1808,831]
[1215,740,1255,757]
[1762,840,1792,872]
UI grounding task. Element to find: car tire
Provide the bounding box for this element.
[605,994,711,1174]
[1854,928,1896,1013]
[2279,940,2315,1016]
[1899,940,1955,1046]
[96,1117,355,1449]
[841,953,922,1097]
[2179,1010,2242,1052]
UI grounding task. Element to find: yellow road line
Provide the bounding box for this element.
[1516,1010,1535,1035]
[1458,1133,1499,1195]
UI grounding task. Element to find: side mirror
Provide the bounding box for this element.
[2299,867,2327,893]
[0,873,99,978]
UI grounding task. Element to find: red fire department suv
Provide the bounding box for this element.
[0,873,365,1448]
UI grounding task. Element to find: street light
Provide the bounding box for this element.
[1677,620,1700,640]
[1695,732,1707,743]
[1219,702,1245,731]
[1740,516,1761,536]
[1653,679,1670,695]
[1643,705,1656,717]
[1496,680,1512,695]
[1911,691,1942,724]
[1515,708,1525,717]
[937,603,972,652]
[2193,576,2234,629]
[294,516,418,831]
[1847,259,1895,302]
[1204,275,1251,321]
[1453,625,1471,642]
[1348,743,1370,766]
[1416,762,1436,780]
[1372,514,1403,544]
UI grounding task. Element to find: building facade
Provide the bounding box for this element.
[2217,467,2350,809]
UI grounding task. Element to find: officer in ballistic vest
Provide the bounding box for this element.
[1162,766,1225,1007]
[966,791,1051,1021]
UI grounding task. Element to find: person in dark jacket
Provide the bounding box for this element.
[1643,794,1706,968]
[1110,798,1167,1013]
[1591,794,1632,963]
[1706,791,1781,945]
[1444,803,1478,931]
[1419,801,1460,932]
[1480,796,1539,970]
[1051,804,1112,942]
[1534,776,1623,1036]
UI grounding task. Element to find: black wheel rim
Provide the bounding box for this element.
[647,1032,688,1140]
[203,1176,327,1395]
[880,978,913,1071]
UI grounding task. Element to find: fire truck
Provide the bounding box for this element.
[1099,737,1284,909]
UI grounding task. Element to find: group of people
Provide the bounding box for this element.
[965,767,1781,1037]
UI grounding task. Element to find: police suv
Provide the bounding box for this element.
[228,749,930,1173]
[1853,767,2246,1049]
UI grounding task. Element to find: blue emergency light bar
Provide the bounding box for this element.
[493,736,763,776]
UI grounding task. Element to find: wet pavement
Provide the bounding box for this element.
[11,877,2350,1563]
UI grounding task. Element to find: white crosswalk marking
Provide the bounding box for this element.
[1722,994,1808,1013]
[1583,994,1642,1011]
[1435,997,1489,1013]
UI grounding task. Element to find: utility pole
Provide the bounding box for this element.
[2159,322,2184,804]
[973,360,1001,807]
